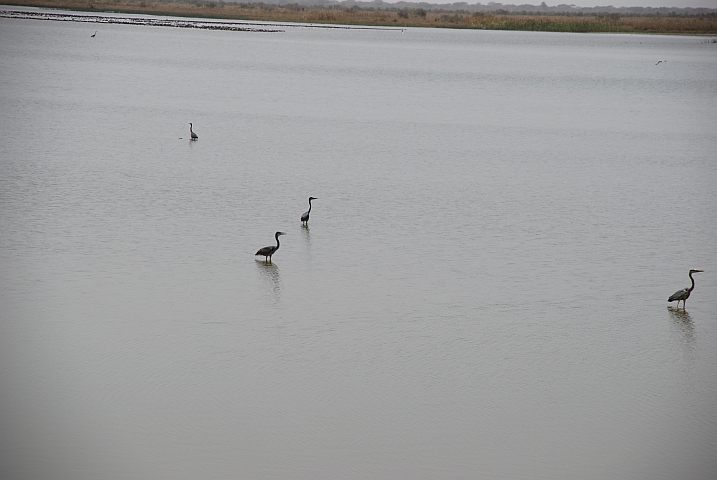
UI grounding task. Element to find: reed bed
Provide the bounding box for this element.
[6,0,717,34]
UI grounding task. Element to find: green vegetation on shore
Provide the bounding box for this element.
[6,0,717,34]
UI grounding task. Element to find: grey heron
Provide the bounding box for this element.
[91,31,97,37]
[189,123,198,140]
[256,232,286,262]
[301,197,317,225]
[668,269,704,309]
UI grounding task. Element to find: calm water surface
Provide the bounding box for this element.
[1,10,716,480]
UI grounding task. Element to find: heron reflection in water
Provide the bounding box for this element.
[668,269,703,310]
[301,222,311,242]
[255,231,285,263]
[667,306,695,352]
[667,305,693,324]
[256,260,281,300]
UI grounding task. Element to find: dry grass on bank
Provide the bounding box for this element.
[6,0,717,34]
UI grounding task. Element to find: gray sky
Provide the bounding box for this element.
[384,0,717,8]
[543,0,716,7]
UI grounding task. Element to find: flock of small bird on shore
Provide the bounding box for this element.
[186,120,704,310]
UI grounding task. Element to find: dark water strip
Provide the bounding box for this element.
[0,9,283,32]
[0,9,403,32]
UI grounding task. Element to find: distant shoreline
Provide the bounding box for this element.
[3,1,717,35]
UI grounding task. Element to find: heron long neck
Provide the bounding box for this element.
[688,272,696,292]
[275,233,281,249]
[307,198,313,213]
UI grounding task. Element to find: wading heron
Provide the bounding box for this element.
[256,232,286,262]
[189,123,198,141]
[301,197,317,225]
[668,269,704,309]
[91,31,97,37]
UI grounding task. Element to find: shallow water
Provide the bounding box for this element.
[1,10,716,480]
